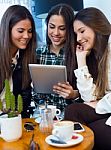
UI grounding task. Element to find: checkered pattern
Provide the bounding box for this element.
[36,45,65,65]
[33,45,72,111]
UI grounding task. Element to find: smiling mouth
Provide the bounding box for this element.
[53,37,60,40]
[51,36,61,41]
[20,40,29,45]
[80,41,87,46]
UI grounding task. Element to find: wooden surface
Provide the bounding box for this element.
[0,118,94,150]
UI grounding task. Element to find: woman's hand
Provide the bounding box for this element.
[76,45,90,68]
[53,82,79,99]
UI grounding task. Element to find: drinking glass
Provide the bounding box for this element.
[39,108,53,134]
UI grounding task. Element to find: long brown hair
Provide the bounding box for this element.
[45,3,77,88]
[0,5,37,91]
[74,7,111,99]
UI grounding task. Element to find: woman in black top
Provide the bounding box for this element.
[0,5,37,118]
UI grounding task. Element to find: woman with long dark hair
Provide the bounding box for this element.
[0,5,37,118]
[64,7,111,149]
[36,3,79,112]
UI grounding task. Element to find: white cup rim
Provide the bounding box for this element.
[54,121,74,127]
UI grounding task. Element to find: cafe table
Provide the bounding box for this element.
[0,118,94,150]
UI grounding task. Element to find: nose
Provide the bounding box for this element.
[77,34,82,43]
[54,28,59,35]
[23,31,29,38]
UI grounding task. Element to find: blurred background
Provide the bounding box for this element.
[0,0,111,47]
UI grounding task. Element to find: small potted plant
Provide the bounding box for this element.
[0,79,23,117]
[0,79,23,142]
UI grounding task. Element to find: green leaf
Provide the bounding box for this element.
[10,93,15,111]
[0,100,3,110]
[5,79,11,110]
[17,94,23,113]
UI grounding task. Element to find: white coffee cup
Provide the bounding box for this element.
[0,114,22,142]
[47,105,61,118]
[39,105,61,118]
[52,121,74,141]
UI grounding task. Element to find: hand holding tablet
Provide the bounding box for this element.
[29,64,67,94]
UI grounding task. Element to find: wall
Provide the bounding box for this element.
[0,0,31,21]
[0,0,42,46]
[83,0,111,22]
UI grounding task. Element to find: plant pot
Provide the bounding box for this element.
[0,114,22,142]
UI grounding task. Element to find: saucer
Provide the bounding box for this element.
[45,133,83,148]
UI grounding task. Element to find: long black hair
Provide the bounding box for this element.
[45,3,77,88]
[0,5,37,91]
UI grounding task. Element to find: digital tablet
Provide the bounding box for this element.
[29,64,67,94]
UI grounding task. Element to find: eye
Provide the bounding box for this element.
[28,29,32,33]
[59,27,66,31]
[49,25,55,29]
[81,30,84,33]
[50,26,55,29]
[17,29,24,33]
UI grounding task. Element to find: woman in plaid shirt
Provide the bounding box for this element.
[35,4,79,113]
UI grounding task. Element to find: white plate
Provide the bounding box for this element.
[45,133,83,148]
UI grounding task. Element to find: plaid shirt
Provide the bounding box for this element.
[37,45,65,65]
[33,45,73,112]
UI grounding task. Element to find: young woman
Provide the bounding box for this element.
[64,7,111,149]
[0,5,37,118]
[36,3,79,112]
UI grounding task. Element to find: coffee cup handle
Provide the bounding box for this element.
[55,109,61,116]
[52,128,60,137]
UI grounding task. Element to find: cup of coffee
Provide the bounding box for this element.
[52,121,74,141]
[39,105,61,119]
[47,105,61,118]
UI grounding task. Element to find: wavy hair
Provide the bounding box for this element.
[74,7,111,99]
[0,5,37,91]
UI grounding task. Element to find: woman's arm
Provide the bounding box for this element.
[74,65,97,102]
[75,45,97,102]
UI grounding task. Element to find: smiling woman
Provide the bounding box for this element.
[0,5,37,118]
[34,3,79,118]
[64,7,111,150]
[11,19,33,57]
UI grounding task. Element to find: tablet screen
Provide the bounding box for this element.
[29,64,67,94]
